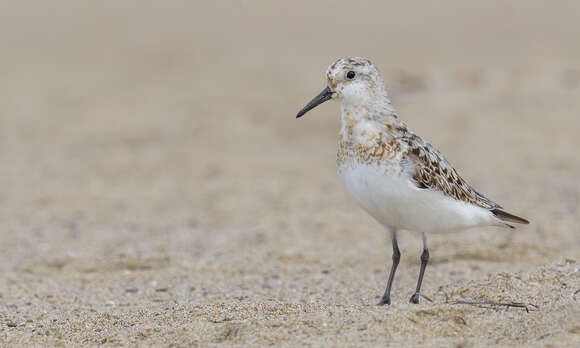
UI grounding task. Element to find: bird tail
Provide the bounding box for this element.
[491,209,530,226]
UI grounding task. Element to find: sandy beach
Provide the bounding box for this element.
[1,1,579,346]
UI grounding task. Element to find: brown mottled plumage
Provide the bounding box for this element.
[337,121,529,225]
[402,131,500,210]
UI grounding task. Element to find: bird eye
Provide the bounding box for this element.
[346,71,356,80]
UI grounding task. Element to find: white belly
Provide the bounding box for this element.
[338,163,498,233]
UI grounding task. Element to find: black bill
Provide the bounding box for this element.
[296,86,333,118]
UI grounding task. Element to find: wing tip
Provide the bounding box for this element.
[491,209,530,225]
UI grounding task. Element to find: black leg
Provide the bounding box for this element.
[378,229,400,306]
[410,233,430,304]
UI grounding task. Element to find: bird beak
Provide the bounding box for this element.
[296,86,334,118]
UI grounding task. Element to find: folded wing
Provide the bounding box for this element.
[401,132,529,225]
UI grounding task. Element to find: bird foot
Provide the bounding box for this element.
[377,296,391,306]
[410,292,433,304]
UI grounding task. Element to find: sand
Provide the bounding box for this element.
[0,1,579,346]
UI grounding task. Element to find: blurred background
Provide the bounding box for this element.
[1,1,579,346]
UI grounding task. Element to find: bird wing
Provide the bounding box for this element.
[400,132,502,210]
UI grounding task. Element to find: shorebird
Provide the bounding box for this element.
[296,57,529,305]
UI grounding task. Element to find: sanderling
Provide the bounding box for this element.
[296,57,529,305]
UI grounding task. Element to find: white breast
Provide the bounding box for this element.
[338,163,498,233]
